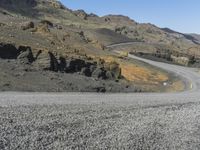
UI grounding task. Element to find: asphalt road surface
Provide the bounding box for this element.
[1,49,200,149]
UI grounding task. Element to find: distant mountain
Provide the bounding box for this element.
[188,34,200,44]
[161,28,200,45]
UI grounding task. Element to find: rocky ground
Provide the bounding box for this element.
[0,59,137,92]
[1,101,200,150]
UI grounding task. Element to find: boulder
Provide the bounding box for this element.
[92,67,106,79]
[40,20,53,27]
[104,17,111,22]
[65,58,86,73]
[81,67,91,77]
[0,43,19,59]
[89,65,96,73]
[104,62,121,79]
[58,56,66,72]
[17,46,34,64]
[33,51,59,71]
[0,22,5,27]
[94,87,106,93]
[34,24,50,33]
[105,71,115,79]
[21,21,34,30]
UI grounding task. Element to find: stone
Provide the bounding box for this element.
[81,67,91,77]
[33,51,59,71]
[21,21,34,30]
[105,71,114,79]
[65,58,86,73]
[40,20,53,27]
[58,56,66,72]
[105,62,121,79]
[94,87,106,93]
[0,43,19,59]
[92,67,106,79]
[89,65,96,73]
[17,46,34,64]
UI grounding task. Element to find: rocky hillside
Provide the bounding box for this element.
[188,34,200,44]
[0,0,188,92]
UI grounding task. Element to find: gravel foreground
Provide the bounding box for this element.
[1,99,200,150]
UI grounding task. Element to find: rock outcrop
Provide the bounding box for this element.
[0,42,122,81]
[33,51,59,71]
[21,21,34,30]
[17,46,34,64]
[92,67,107,79]
[104,61,121,79]
[0,43,19,59]
[73,9,88,20]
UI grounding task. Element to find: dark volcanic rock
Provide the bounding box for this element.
[49,52,59,71]
[94,87,106,93]
[17,46,34,64]
[0,43,19,59]
[81,67,91,77]
[58,56,66,72]
[105,71,115,79]
[33,51,59,71]
[65,58,86,73]
[89,65,96,72]
[92,67,106,79]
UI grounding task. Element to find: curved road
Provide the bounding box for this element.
[2,43,200,149]
[0,48,200,107]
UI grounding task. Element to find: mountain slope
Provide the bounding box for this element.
[0,0,191,92]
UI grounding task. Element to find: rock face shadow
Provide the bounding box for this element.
[0,43,20,59]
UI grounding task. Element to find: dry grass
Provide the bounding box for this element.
[165,80,185,92]
[120,63,168,84]
[94,55,168,85]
